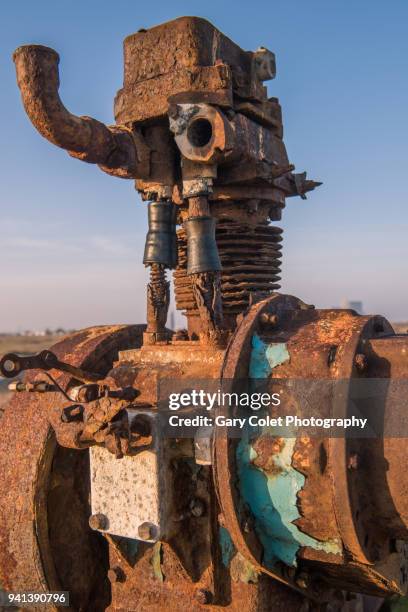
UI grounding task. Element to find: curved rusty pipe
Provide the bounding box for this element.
[13,44,144,177]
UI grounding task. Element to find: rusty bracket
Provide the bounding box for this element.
[0,349,101,383]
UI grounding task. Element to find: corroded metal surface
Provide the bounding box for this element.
[146,264,170,339]
[13,15,320,340]
[90,442,163,541]
[214,295,314,594]
[0,325,144,609]
[174,221,282,322]
[214,295,408,598]
[7,13,408,612]
[13,46,144,177]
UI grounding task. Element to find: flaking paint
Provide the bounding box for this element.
[236,432,341,567]
[236,334,341,568]
[249,334,290,378]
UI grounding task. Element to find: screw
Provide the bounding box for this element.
[195,589,212,605]
[260,312,279,327]
[89,513,108,531]
[138,522,157,540]
[189,498,205,518]
[354,353,368,372]
[107,566,125,583]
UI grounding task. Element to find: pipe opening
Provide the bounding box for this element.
[187,118,213,147]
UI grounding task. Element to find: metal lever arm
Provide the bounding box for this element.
[0,350,101,383]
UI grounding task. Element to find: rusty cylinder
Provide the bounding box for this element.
[184,216,221,275]
[143,202,178,269]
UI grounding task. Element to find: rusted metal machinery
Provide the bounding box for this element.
[1,16,408,611]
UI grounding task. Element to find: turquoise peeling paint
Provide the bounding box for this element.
[235,333,341,569]
[236,432,341,568]
[249,334,290,378]
[219,526,236,567]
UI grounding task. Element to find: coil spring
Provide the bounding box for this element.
[149,263,165,283]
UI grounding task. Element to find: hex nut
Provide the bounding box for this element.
[260,312,279,327]
[348,453,359,470]
[295,572,310,589]
[189,498,205,518]
[89,513,108,531]
[138,521,157,540]
[253,47,276,81]
[354,353,368,372]
[107,566,125,584]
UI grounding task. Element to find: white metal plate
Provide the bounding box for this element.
[89,445,160,540]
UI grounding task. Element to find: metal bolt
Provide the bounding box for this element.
[3,360,17,373]
[260,312,279,327]
[89,513,108,531]
[61,404,84,423]
[189,498,205,518]
[253,47,276,81]
[130,415,152,437]
[348,453,359,470]
[285,566,296,579]
[295,572,310,589]
[195,589,212,605]
[354,353,368,372]
[242,513,255,533]
[138,522,157,540]
[107,566,125,584]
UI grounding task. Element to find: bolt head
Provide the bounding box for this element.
[189,498,205,518]
[354,353,368,372]
[243,517,254,533]
[348,453,359,470]
[295,572,310,589]
[89,513,108,531]
[138,521,157,540]
[254,47,276,81]
[260,312,279,327]
[107,566,125,584]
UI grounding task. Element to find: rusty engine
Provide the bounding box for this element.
[1,15,408,612]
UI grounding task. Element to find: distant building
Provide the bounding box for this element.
[340,299,363,314]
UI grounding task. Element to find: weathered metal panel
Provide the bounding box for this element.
[90,445,161,541]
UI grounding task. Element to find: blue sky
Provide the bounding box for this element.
[1,0,407,331]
